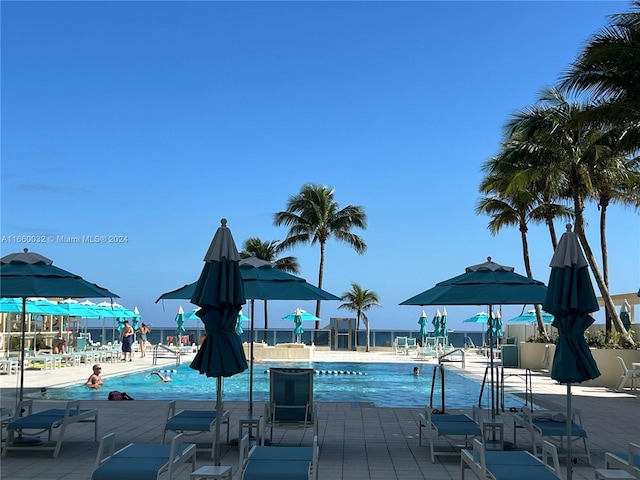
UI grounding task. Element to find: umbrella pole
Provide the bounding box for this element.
[19,297,26,405]
[249,299,255,417]
[215,376,222,466]
[488,306,495,420]
[567,382,573,480]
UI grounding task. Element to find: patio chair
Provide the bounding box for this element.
[2,399,99,458]
[162,400,229,460]
[605,442,640,479]
[91,432,196,480]
[406,337,419,356]
[418,407,482,463]
[264,368,317,445]
[240,434,319,480]
[461,438,561,480]
[513,407,591,465]
[614,356,640,392]
[393,336,408,355]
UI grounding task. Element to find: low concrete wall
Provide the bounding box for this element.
[519,342,552,370]
[243,342,313,360]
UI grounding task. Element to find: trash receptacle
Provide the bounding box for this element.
[501,344,518,367]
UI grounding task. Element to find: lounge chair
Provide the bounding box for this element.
[91,432,196,480]
[162,400,229,459]
[393,336,408,355]
[513,407,591,465]
[461,438,561,480]
[239,434,319,480]
[614,356,640,392]
[264,368,317,445]
[418,407,482,463]
[406,337,419,356]
[605,442,640,479]
[2,399,99,458]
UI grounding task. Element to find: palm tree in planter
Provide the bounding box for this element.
[338,282,380,352]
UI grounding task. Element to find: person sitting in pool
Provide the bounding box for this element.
[148,371,171,382]
[413,367,419,376]
[87,364,103,389]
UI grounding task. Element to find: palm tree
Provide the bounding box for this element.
[560,0,640,146]
[506,87,636,346]
[240,237,300,343]
[338,282,380,352]
[274,183,367,335]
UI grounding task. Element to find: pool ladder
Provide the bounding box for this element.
[152,344,181,366]
[428,348,466,414]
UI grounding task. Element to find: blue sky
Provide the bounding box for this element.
[2,1,637,333]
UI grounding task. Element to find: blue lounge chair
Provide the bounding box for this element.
[162,400,230,460]
[2,399,98,458]
[91,432,196,480]
[513,407,591,465]
[394,336,408,355]
[264,368,317,444]
[418,407,482,463]
[239,434,318,480]
[605,442,640,479]
[461,438,561,480]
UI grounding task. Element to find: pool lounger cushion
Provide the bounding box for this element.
[243,460,311,480]
[92,433,196,480]
[2,399,98,459]
[239,434,318,480]
[419,409,482,463]
[162,401,230,459]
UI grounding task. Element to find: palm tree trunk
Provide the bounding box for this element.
[573,194,635,347]
[263,299,269,344]
[545,215,559,250]
[314,241,326,342]
[365,315,370,352]
[599,200,612,337]
[520,222,550,341]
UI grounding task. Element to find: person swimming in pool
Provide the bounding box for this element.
[148,371,172,382]
[87,364,103,389]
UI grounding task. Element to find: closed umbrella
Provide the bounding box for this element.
[432,309,442,337]
[189,219,248,465]
[176,306,186,344]
[543,225,600,480]
[292,308,305,343]
[0,248,117,404]
[620,300,631,331]
[440,307,448,337]
[132,307,140,330]
[418,310,428,345]
[235,310,248,335]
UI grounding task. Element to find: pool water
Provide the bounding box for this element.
[40,362,524,409]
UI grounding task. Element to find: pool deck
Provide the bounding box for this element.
[1,348,638,479]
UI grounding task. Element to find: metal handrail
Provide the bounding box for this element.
[438,348,465,369]
[152,344,181,366]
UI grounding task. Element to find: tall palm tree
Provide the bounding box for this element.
[338,282,380,352]
[507,87,636,346]
[240,237,300,342]
[274,183,367,335]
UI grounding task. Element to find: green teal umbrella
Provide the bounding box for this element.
[463,312,489,323]
[235,310,248,335]
[189,219,248,465]
[485,310,503,340]
[176,306,186,337]
[508,309,554,324]
[440,307,448,337]
[0,297,65,315]
[418,310,428,344]
[132,307,140,330]
[432,309,442,336]
[543,225,600,480]
[0,248,117,403]
[620,300,631,331]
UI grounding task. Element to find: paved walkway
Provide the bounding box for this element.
[0,348,638,479]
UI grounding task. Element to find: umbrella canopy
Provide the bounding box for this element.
[418,310,428,340]
[189,219,248,465]
[176,306,186,336]
[132,307,140,330]
[508,309,554,324]
[0,248,117,403]
[0,297,66,315]
[543,225,600,480]
[281,308,321,322]
[184,308,200,320]
[620,300,631,331]
[57,299,105,318]
[463,312,490,323]
[400,257,547,306]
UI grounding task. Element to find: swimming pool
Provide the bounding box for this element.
[40,362,525,409]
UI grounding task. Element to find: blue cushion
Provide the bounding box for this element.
[92,457,169,480]
[243,460,310,480]
[533,420,587,437]
[488,464,558,480]
[250,446,314,461]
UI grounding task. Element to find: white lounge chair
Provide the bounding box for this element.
[614,356,640,392]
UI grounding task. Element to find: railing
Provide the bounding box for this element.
[438,348,465,369]
[152,344,180,366]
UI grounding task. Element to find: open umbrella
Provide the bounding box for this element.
[189,219,247,465]
[543,225,600,480]
[401,257,547,417]
[418,310,428,345]
[0,248,117,403]
[175,306,186,344]
[508,309,554,324]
